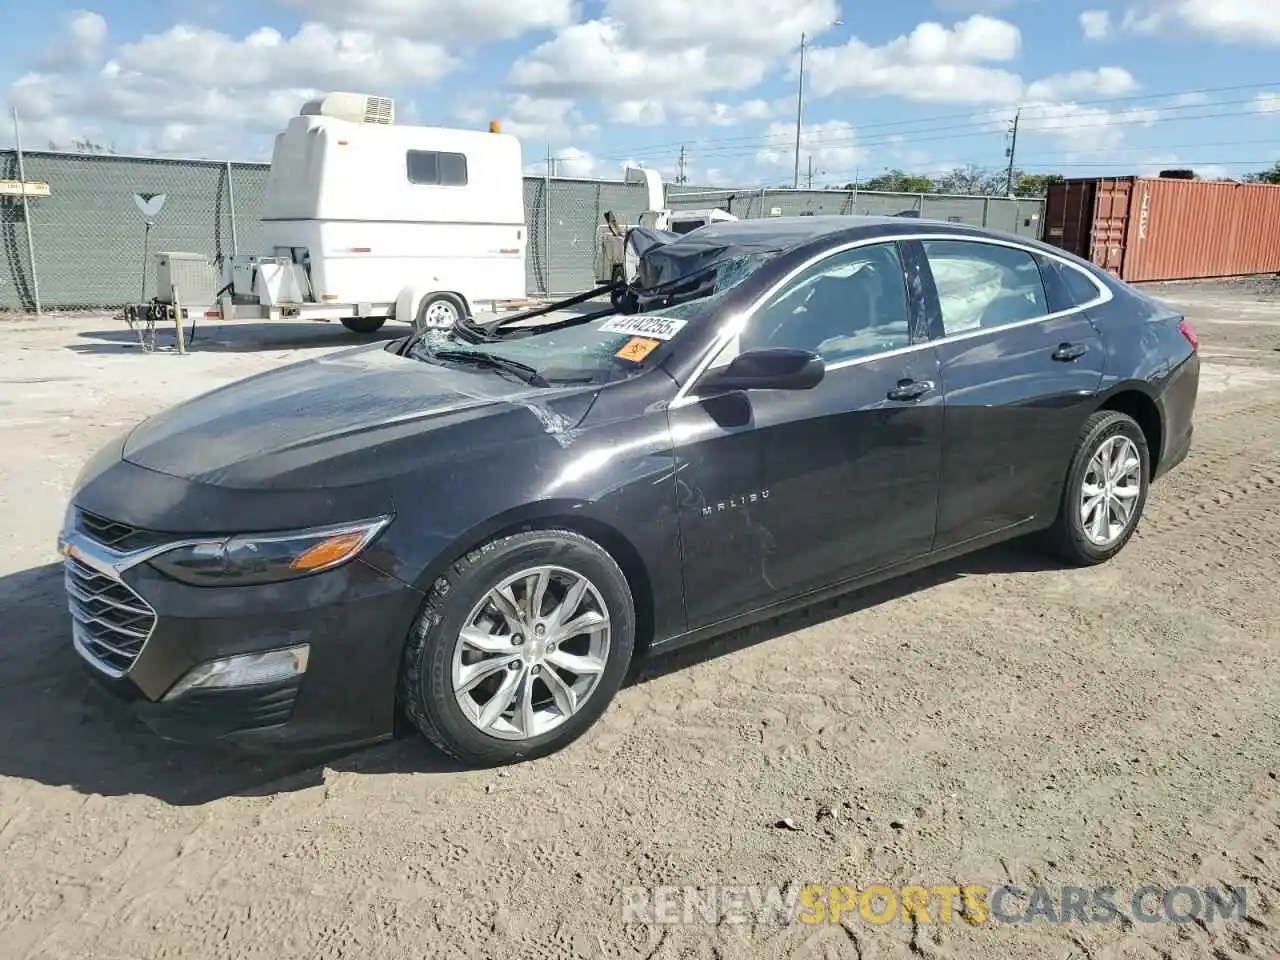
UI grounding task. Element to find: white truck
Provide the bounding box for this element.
[184,92,528,334]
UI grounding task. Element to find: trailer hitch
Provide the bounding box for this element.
[122,299,195,353]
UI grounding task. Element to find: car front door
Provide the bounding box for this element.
[669,239,945,629]
[912,237,1107,549]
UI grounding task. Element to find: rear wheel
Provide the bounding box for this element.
[1043,410,1150,565]
[398,529,635,766]
[340,316,387,334]
[414,292,467,333]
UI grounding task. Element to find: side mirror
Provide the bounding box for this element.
[700,347,825,393]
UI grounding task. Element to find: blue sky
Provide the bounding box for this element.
[3,0,1279,186]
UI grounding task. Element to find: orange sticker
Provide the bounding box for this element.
[615,336,660,362]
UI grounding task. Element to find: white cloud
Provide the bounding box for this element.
[607,99,667,126]
[1015,101,1161,152]
[1253,92,1280,115]
[805,15,1024,103]
[1025,67,1138,100]
[1123,1,1280,44]
[672,99,777,127]
[6,18,460,157]
[115,23,454,90]
[493,94,599,141]
[755,119,864,176]
[274,0,575,43]
[933,0,1019,10]
[33,10,107,71]
[551,146,597,177]
[1079,10,1111,40]
[508,0,839,101]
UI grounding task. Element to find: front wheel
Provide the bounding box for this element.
[398,530,635,766]
[1043,410,1150,565]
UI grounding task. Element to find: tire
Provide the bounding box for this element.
[1042,410,1151,566]
[398,529,636,766]
[414,292,467,333]
[340,316,387,334]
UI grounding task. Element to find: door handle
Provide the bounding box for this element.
[887,378,934,402]
[1052,342,1088,362]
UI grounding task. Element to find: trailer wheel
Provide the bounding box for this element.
[415,293,467,332]
[341,316,387,334]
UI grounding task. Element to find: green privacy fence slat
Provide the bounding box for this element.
[0,150,1044,312]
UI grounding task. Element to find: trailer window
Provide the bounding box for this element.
[406,150,468,186]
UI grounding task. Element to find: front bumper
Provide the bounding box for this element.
[59,520,424,752]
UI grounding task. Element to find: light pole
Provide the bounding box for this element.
[793,21,841,190]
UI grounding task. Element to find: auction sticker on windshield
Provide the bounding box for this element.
[599,315,688,340]
[615,337,661,363]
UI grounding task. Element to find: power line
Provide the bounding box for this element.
[587,80,1280,163]
[615,96,1280,167]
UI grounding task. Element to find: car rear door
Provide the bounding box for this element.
[669,239,944,628]
[909,237,1107,550]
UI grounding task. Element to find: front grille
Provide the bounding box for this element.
[65,555,157,674]
[75,509,170,553]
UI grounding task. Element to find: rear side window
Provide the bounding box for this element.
[922,240,1049,336]
[1036,255,1104,313]
[1061,261,1104,306]
[407,150,468,186]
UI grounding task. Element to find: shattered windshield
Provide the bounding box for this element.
[406,253,769,386]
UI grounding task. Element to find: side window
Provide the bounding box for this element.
[406,150,468,186]
[922,240,1048,336]
[1060,260,1104,306]
[728,242,912,366]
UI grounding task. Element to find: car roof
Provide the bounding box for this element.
[681,213,1024,250]
[673,214,1113,277]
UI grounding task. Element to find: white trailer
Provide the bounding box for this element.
[198,92,528,334]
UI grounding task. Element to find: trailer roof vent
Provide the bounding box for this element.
[300,92,395,125]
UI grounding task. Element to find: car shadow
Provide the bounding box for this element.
[67,322,405,356]
[626,539,1061,686]
[0,561,462,806]
[0,540,1058,805]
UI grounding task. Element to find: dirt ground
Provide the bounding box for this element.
[1,286,1278,960]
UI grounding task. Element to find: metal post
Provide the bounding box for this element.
[543,144,551,295]
[792,32,806,190]
[982,195,990,228]
[11,107,42,315]
[141,221,153,302]
[225,161,239,256]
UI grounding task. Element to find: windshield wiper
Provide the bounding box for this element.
[428,349,548,386]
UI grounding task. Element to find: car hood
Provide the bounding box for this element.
[122,344,598,489]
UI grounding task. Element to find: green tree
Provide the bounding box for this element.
[861,169,936,193]
[1015,172,1065,197]
[1244,162,1280,185]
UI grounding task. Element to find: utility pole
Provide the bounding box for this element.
[1004,108,1021,196]
[793,32,807,190]
[676,144,688,184]
[807,155,814,189]
[792,20,842,190]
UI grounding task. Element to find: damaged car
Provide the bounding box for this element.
[58,216,1199,765]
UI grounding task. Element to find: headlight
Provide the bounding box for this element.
[148,515,392,587]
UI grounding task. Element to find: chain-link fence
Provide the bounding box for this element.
[0,149,1045,312]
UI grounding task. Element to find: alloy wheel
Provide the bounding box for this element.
[451,565,611,741]
[1079,434,1143,546]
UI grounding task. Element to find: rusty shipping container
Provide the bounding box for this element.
[1043,176,1280,282]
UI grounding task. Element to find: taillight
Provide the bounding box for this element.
[1178,319,1199,350]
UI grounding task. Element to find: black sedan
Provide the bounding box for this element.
[58,217,1199,766]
